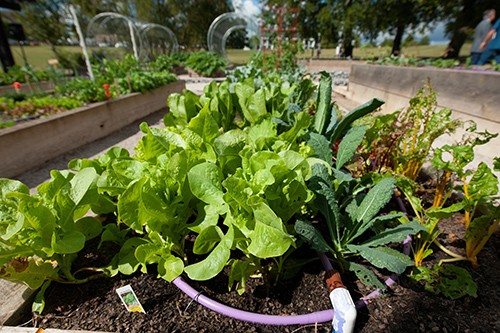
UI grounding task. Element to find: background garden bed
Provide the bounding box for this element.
[0,81,55,94]
[343,63,500,123]
[339,63,500,174]
[0,80,185,179]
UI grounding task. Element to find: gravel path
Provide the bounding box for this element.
[15,108,168,193]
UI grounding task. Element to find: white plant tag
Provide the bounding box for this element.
[116,284,146,313]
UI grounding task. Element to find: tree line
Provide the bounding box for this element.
[266,0,500,58]
[11,0,500,59]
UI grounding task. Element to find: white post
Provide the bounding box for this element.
[69,5,94,81]
[128,20,138,59]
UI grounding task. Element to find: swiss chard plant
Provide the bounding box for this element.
[399,133,499,268]
[352,79,462,181]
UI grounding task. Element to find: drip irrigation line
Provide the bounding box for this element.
[172,275,335,326]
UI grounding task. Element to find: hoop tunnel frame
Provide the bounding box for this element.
[208,12,262,63]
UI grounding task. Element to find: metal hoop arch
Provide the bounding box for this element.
[86,12,143,61]
[137,22,179,60]
[208,12,261,63]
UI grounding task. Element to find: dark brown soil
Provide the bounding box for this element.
[21,209,500,333]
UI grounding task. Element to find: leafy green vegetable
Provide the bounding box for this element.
[410,264,477,299]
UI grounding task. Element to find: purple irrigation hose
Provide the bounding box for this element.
[172,275,335,326]
[14,114,42,122]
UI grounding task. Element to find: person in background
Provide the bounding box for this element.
[478,9,500,65]
[470,9,496,65]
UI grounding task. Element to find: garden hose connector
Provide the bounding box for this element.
[325,269,357,333]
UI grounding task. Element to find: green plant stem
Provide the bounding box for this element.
[51,272,108,284]
[60,255,76,282]
[438,257,470,266]
[433,239,465,260]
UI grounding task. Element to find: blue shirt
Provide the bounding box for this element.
[488,19,500,50]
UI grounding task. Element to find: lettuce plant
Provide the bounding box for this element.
[185,51,228,77]
[0,169,115,288]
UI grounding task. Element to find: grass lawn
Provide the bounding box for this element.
[226,49,257,66]
[4,42,474,72]
[298,41,473,60]
[8,45,82,71]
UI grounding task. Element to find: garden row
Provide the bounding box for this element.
[0,63,499,331]
[0,51,229,130]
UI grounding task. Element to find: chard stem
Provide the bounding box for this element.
[432,239,463,259]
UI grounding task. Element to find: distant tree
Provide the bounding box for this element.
[379,38,393,47]
[226,29,246,49]
[176,0,233,48]
[131,0,233,48]
[67,0,131,37]
[418,36,431,45]
[298,0,327,42]
[17,0,71,57]
[368,0,440,55]
[402,35,416,47]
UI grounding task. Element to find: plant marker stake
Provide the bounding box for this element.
[24,75,34,94]
[127,75,132,93]
[69,5,94,81]
[116,284,145,313]
[128,20,138,59]
[114,78,120,97]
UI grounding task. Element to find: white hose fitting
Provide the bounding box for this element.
[330,287,357,333]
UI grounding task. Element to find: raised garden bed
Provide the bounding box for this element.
[298,59,357,72]
[0,80,185,179]
[344,63,500,124]
[5,195,500,332]
[2,69,500,333]
[187,68,226,78]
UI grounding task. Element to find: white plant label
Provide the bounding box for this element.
[116,284,146,313]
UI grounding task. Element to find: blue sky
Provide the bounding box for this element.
[238,0,449,45]
[233,0,261,17]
